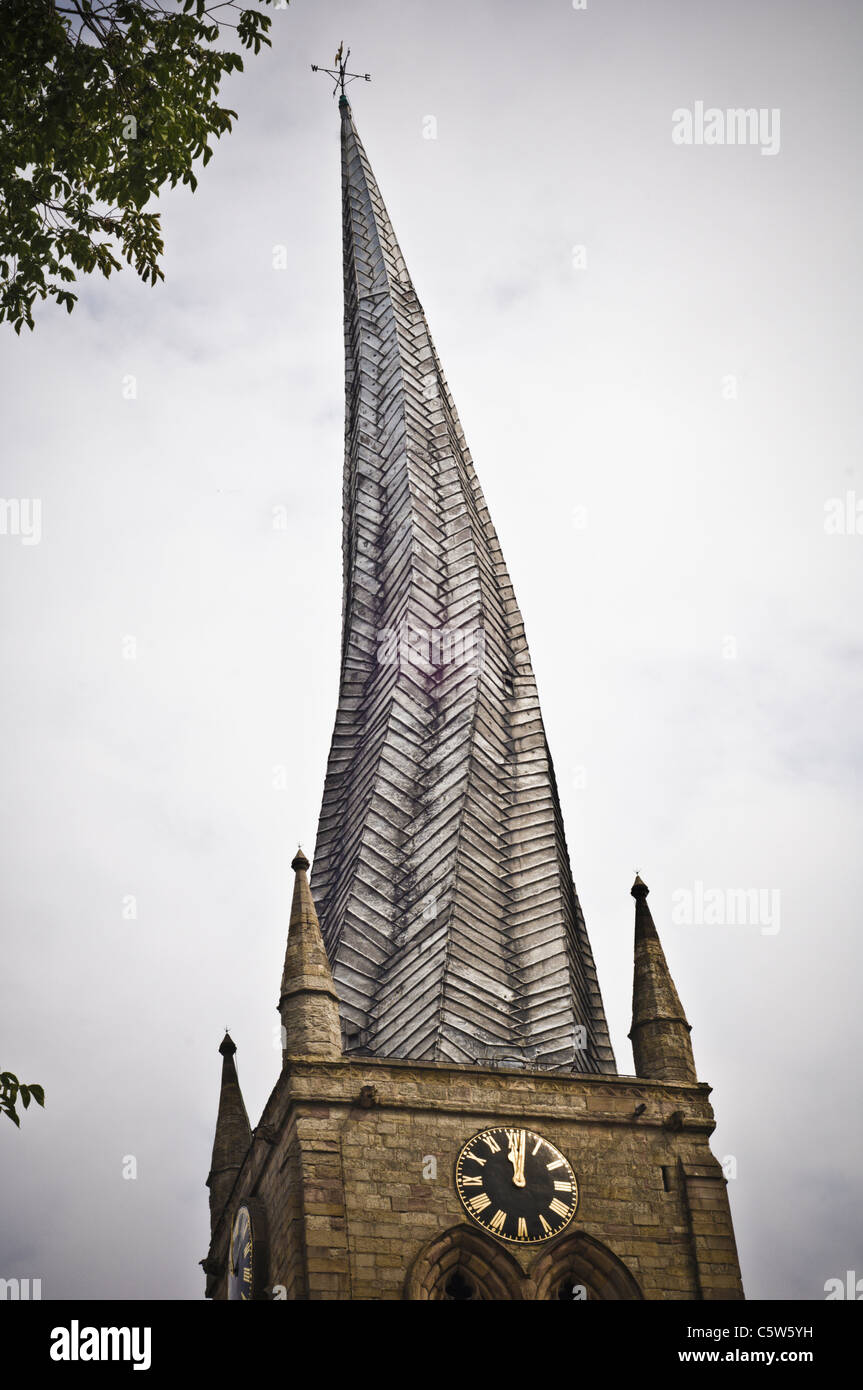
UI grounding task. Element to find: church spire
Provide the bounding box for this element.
[206,1032,252,1233]
[309,95,616,1073]
[628,875,697,1083]
[278,849,342,1062]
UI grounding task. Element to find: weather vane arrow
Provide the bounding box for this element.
[311,42,371,99]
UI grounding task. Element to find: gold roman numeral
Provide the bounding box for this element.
[470,1155,487,1166]
[461,1176,483,1187]
[549,1198,570,1218]
[484,1134,501,1154]
[468,1193,491,1214]
[488,1209,507,1233]
[539,1214,552,1234]
[517,1217,528,1239]
[531,1137,543,1156]
[553,1181,572,1192]
[546,1158,565,1170]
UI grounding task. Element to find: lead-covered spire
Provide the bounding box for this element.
[310,98,616,1072]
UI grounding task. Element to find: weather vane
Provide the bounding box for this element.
[311,42,371,99]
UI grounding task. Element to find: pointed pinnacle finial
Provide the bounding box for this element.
[279,840,342,1061]
[311,44,371,102]
[208,1028,251,1236]
[628,864,696,1083]
[631,873,649,899]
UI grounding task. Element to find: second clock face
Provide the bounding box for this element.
[455,1127,578,1244]
[228,1205,254,1301]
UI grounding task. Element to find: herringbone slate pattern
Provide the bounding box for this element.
[311,100,616,1073]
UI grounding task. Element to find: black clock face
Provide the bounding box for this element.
[228,1206,254,1300]
[455,1127,578,1244]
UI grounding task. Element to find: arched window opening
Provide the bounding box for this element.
[405,1225,526,1301]
[532,1232,642,1302]
[556,1274,590,1301]
[445,1269,477,1300]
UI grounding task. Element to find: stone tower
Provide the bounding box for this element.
[202,92,744,1302]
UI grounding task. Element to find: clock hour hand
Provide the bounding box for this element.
[507,1128,526,1188]
[516,1128,526,1186]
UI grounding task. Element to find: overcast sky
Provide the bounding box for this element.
[1,0,861,1300]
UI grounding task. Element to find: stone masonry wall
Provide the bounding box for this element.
[205,1057,743,1301]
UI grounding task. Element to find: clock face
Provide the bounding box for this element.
[455,1127,578,1244]
[228,1205,254,1300]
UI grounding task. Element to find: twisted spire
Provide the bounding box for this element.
[310,98,616,1072]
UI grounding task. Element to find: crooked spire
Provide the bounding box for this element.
[207,1032,252,1232]
[629,875,697,1083]
[310,97,616,1073]
[279,849,342,1062]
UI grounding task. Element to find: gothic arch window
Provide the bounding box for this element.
[443,1269,478,1301]
[404,1225,525,1301]
[531,1231,643,1302]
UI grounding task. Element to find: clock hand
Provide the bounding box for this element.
[506,1130,520,1183]
[507,1128,526,1187]
[514,1128,526,1187]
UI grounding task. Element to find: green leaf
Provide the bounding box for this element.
[0,0,273,330]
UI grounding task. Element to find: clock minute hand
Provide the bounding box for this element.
[507,1128,526,1188]
[515,1128,526,1187]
